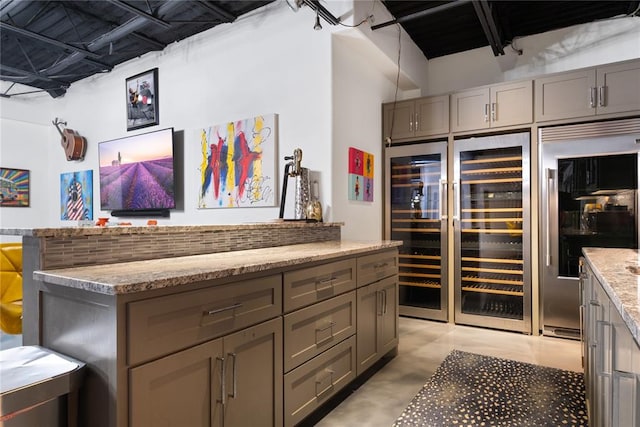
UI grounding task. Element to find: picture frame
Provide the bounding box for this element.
[0,167,30,207]
[126,68,159,131]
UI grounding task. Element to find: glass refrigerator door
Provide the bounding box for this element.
[454,133,531,333]
[385,142,447,321]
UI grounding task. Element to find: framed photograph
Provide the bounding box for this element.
[0,167,30,207]
[126,68,158,131]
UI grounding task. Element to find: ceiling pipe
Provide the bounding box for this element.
[372,0,471,30]
[42,1,182,77]
[0,22,102,59]
[302,0,340,26]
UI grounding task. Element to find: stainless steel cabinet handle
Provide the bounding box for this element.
[484,103,489,122]
[316,321,336,333]
[218,356,226,405]
[545,168,555,267]
[316,277,335,292]
[491,102,496,122]
[206,302,242,316]
[439,180,448,220]
[409,115,413,132]
[415,112,420,132]
[579,304,585,368]
[598,86,605,107]
[589,87,597,108]
[373,262,388,269]
[228,352,237,399]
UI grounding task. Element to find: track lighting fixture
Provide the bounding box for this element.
[313,8,322,30]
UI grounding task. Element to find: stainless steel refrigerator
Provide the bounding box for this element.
[540,118,640,338]
[385,141,448,321]
[453,132,532,334]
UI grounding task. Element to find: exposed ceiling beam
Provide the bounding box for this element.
[472,0,505,56]
[0,21,103,59]
[129,32,167,50]
[106,0,172,29]
[372,0,471,31]
[0,63,69,86]
[42,1,183,77]
[198,1,236,23]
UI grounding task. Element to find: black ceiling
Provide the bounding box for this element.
[379,1,640,59]
[0,0,273,98]
[1,1,639,98]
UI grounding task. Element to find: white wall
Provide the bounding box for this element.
[427,16,640,94]
[0,2,333,227]
[331,31,398,240]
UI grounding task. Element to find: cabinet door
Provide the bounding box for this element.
[356,282,379,376]
[415,95,450,137]
[611,306,640,427]
[450,87,490,132]
[597,61,640,115]
[378,275,399,357]
[356,275,399,376]
[130,339,224,427]
[383,100,415,141]
[223,317,283,427]
[534,70,596,122]
[490,81,532,127]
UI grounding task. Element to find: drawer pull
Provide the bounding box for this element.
[316,321,336,345]
[217,356,226,405]
[373,262,389,269]
[316,321,336,333]
[205,302,243,316]
[316,277,336,292]
[315,369,335,397]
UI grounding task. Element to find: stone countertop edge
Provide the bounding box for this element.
[34,240,402,296]
[582,247,640,347]
[0,221,345,237]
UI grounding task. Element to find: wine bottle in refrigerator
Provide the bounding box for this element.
[453,132,531,333]
[385,141,448,321]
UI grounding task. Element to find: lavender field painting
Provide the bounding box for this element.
[98,128,175,211]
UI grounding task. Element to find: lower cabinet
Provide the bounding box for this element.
[130,317,283,427]
[582,259,640,427]
[356,274,399,376]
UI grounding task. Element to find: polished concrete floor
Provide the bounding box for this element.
[315,317,583,427]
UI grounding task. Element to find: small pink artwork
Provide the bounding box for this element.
[348,147,373,202]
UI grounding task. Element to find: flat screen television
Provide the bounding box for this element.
[98,127,175,214]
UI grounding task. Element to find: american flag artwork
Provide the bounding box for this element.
[60,170,93,220]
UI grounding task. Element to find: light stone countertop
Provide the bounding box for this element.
[1,221,343,238]
[34,240,401,295]
[582,247,640,346]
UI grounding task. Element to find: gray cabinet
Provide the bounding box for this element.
[535,59,640,122]
[383,95,450,143]
[582,258,640,427]
[130,318,282,427]
[450,80,533,132]
[356,251,399,376]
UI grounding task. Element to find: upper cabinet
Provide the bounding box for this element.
[450,80,533,132]
[382,95,449,143]
[535,59,640,122]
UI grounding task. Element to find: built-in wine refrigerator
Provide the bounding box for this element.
[453,132,531,333]
[385,141,448,321]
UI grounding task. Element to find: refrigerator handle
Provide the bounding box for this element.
[452,181,460,222]
[545,168,556,267]
[439,179,448,220]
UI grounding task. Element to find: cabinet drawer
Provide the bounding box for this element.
[283,335,356,427]
[128,274,282,365]
[284,291,356,372]
[357,250,398,287]
[284,258,356,312]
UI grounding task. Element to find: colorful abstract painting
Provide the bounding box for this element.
[0,168,29,207]
[60,170,93,220]
[198,114,277,208]
[348,147,374,202]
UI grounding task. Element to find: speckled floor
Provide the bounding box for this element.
[314,317,583,427]
[393,350,587,427]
